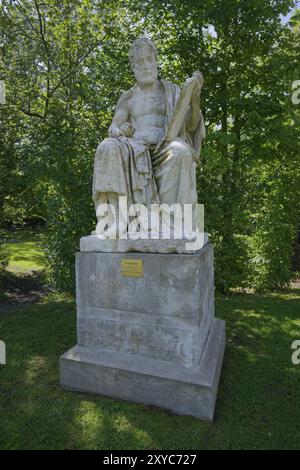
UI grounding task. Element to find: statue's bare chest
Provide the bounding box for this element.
[128,85,166,120]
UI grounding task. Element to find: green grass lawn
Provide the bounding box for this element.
[0,290,299,449]
[0,227,46,273]
[0,228,300,449]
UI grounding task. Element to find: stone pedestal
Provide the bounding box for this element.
[60,242,225,421]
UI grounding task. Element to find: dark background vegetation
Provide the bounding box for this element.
[1,0,299,293]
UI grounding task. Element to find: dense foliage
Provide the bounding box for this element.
[0,0,299,292]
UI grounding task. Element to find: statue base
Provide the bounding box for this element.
[80,233,209,254]
[60,242,225,421]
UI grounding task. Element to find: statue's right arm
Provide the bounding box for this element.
[108,92,129,138]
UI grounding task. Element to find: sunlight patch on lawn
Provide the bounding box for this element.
[114,414,151,444]
[25,356,49,384]
[1,227,46,273]
[5,240,45,272]
[73,401,104,447]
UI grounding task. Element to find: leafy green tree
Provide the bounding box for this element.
[0,0,299,292]
[125,0,299,291]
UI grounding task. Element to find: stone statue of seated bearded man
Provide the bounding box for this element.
[92,37,205,238]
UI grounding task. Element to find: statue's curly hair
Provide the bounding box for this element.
[128,37,157,68]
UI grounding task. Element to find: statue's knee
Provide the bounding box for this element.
[169,140,192,161]
[97,138,119,156]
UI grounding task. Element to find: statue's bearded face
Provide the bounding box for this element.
[132,45,158,86]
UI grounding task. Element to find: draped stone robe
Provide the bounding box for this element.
[93,79,205,230]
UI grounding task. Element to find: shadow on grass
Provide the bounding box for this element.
[0,226,46,243]
[0,271,47,307]
[0,290,299,449]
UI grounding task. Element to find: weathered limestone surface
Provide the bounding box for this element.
[60,318,225,421]
[80,233,209,254]
[92,37,205,238]
[59,37,225,421]
[60,243,225,420]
